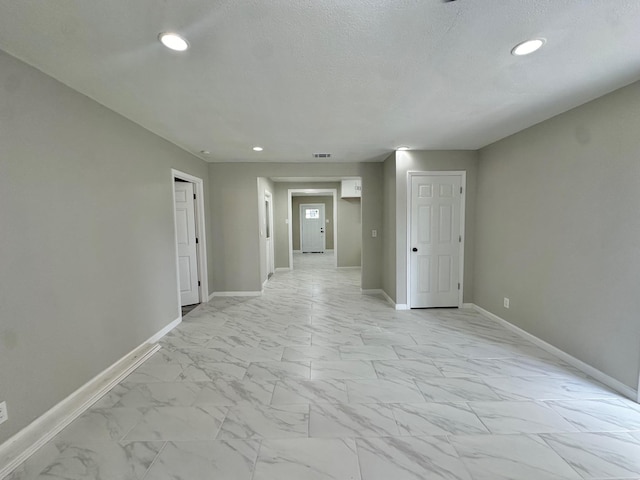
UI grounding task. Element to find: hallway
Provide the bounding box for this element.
[7,259,640,479]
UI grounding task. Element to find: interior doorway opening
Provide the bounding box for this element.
[171,169,209,318]
[271,177,362,287]
[288,189,338,269]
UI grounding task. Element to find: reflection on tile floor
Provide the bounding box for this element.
[6,252,640,480]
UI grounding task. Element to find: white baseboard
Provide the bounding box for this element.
[374,289,409,311]
[1,344,164,478]
[293,250,301,253]
[461,303,475,309]
[275,267,290,272]
[379,290,395,307]
[146,316,181,344]
[210,291,262,297]
[0,316,182,478]
[470,303,637,402]
[337,266,361,270]
[361,289,384,295]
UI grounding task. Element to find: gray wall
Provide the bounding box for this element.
[475,80,640,390]
[292,195,335,250]
[391,151,478,305]
[209,166,260,292]
[210,163,382,292]
[0,50,211,444]
[337,197,362,268]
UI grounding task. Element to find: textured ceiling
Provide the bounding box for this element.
[1,0,640,163]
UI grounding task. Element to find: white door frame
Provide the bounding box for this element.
[288,189,338,269]
[171,169,209,315]
[300,203,326,253]
[406,171,466,309]
[264,190,275,278]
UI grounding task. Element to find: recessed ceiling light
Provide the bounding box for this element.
[396,146,410,151]
[159,32,189,51]
[511,38,545,56]
[253,146,264,152]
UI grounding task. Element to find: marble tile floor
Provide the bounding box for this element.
[6,252,640,480]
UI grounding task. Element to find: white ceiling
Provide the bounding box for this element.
[1,1,640,163]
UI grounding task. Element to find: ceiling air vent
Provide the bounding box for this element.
[313,153,331,158]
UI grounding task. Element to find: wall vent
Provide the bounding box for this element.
[313,153,331,158]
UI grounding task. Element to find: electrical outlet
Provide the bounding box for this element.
[0,401,8,425]
[503,297,510,309]
[371,229,377,238]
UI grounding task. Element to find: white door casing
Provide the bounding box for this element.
[266,237,272,278]
[300,203,326,253]
[409,173,464,308]
[174,182,199,306]
[265,191,274,278]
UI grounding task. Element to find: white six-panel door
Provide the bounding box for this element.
[300,203,326,253]
[174,182,199,306]
[410,174,463,308]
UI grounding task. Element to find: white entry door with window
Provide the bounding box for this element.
[409,174,464,308]
[300,203,326,253]
[174,182,199,306]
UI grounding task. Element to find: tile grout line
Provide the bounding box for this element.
[248,439,263,480]
[140,440,168,480]
[536,433,589,480]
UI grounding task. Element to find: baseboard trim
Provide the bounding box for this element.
[275,267,290,272]
[379,290,395,307]
[146,316,181,344]
[374,290,409,311]
[337,266,361,270]
[210,291,262,297]
[461,303,475,309]
[0,315,183,478]
[0,337,167,478]
[361,289,384,295]
[470,303,637,401]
